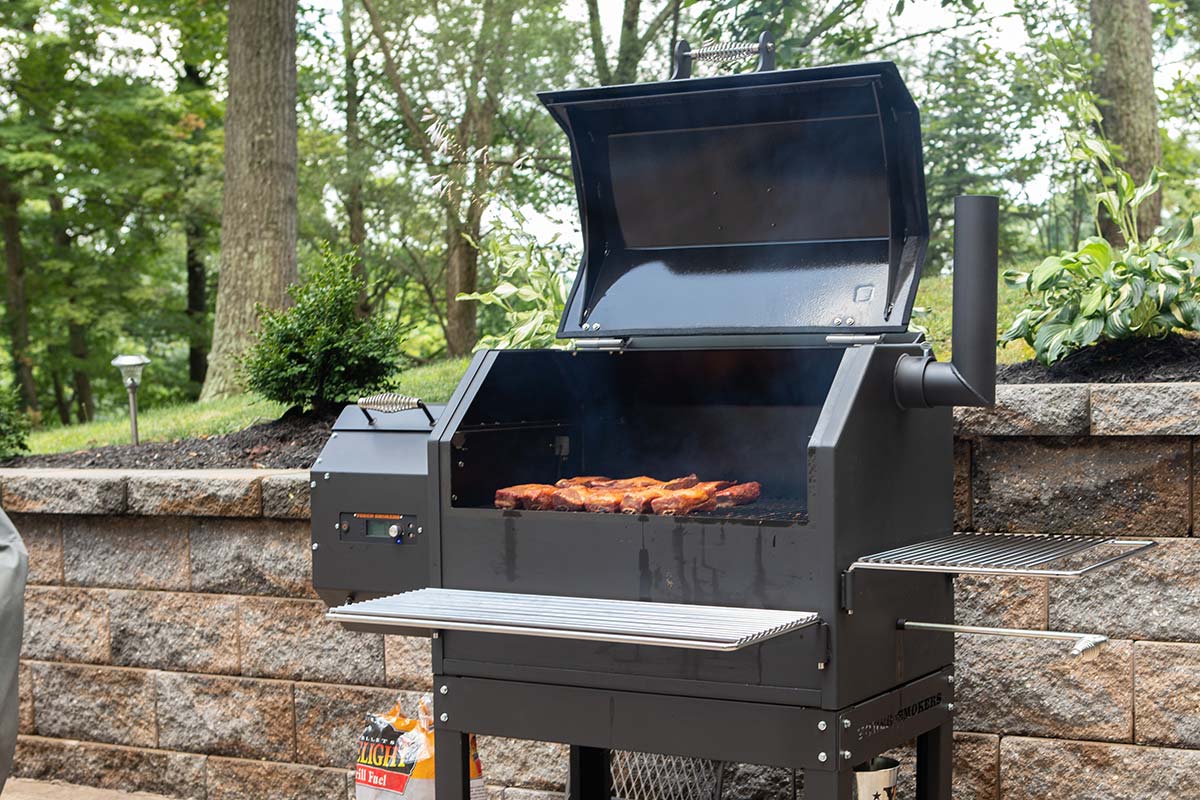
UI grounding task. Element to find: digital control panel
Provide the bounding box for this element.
[337,512,422,544]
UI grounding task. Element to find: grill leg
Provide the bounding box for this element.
[435,730,472,800]
[803,770,853,800]
[916,721,953,800]
[569,745,611,800]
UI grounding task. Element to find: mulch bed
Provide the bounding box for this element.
[996,334,1200,384]
[2,406,339,470]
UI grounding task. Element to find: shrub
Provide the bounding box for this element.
[0,386,30,459]
[1001,100,1200,365]
[242,246,404,411]
[457,211,570,351]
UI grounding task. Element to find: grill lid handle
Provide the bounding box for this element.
[671,30,776,79]
[356,393,436,426]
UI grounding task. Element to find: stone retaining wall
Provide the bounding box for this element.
[4,383,1200,799]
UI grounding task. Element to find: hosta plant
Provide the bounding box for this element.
[1001,104,1200,364]
[457,211,571,351]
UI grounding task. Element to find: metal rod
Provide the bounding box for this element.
[126,384,139,446]
[899,620,1108,660]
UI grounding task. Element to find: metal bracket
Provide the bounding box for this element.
[815,621,831,670]
[573,338,627,351]
[840,571,855,615]
[671,31,776,80]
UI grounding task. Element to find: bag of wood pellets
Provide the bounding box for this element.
[355,693,484,800]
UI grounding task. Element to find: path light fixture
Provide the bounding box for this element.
[111,354,150,445]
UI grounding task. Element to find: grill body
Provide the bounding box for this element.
[312,58,968,799]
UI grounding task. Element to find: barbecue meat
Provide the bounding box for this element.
[620,487,672,514]
[592,476,663,490]
[662,474,699,490]
[715,481,762,508]
[649,481,733,515]
[499,476,757,515]
[583,490,628,513]
[554,476,612,488]
[494,484,557,510]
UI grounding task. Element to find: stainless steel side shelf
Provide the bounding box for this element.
[327,588,820,652]
[849,532,1155,579]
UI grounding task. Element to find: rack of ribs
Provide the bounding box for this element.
[496,475,761,515]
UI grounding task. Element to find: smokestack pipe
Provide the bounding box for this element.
[895,195,999,408]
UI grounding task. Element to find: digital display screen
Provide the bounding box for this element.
[366,519,398,538]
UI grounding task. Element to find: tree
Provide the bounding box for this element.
[359,0,577,356]
[201,0,299,400]
[585,0,681,84]
[1090,0,1162,241]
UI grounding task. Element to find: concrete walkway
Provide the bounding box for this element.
[1,780,174,800]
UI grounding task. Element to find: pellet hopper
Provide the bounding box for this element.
[310,34,1153,799]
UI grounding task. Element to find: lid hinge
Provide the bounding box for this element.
[573,337,627,352]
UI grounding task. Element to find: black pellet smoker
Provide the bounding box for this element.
[310,34,1153,800]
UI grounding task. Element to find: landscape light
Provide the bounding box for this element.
[111,354,150,445]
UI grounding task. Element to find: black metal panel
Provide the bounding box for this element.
[433,676,839,770]
[426,343,954,709]
[540,62,928,337]
[310,406,439,607]
[808,344,955,708]
[837,667,954,763]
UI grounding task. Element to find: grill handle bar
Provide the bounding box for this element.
[671,31,776,79]
[895,195,999,408]
[357,392,435,426]
[898,619,1108,661]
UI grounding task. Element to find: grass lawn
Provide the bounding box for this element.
[23,358,475,456]
[26,395,288,455]
[23,284,1035,456]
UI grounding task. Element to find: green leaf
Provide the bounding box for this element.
[1070,316,1103,348]
[1080,284,1106,316]
[1076,238,1113,272]
[1131,167,1163,212]
[1031,257,1065,291]
[1171,216,1195,251]
[1033,321,1073,365]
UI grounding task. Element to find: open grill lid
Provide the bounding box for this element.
[539,57,929,339]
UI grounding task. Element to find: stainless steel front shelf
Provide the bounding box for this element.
[326,588,820,651]
[850,532,1155,578]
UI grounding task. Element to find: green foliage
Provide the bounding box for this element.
[243,247,405,410]
[456,213,570,351]
[1001,100,1200,364]
[0,386,31,458]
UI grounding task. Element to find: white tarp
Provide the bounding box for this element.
[0,507,27,793]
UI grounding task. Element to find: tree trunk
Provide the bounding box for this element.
[445,214,479,357]
[1090,0,1161,241]
[0,176,38,413]
[201,0,299,401]
[185,215,208,386]
[612,0,643,84]
[182,64,210,388]
[51,369,70,426]
[67,322,93,422]
[342,0,369,316]
[48,193,94,422]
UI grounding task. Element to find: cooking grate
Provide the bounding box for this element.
[851,532,1155,578]
[327,588,819,651]
[688,498,808,525]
